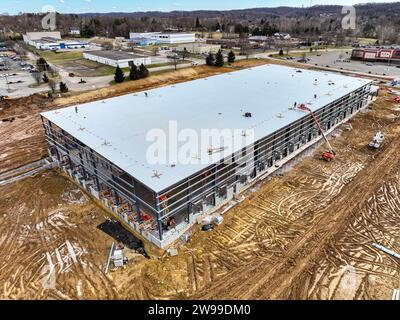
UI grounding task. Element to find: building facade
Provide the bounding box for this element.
[83,51,151,68]
[352,48,400,64]
[40,65,372,248]
[23,31,62,46]
[23,32,89,50]
[129,32,196,45]
[176,43,221,54]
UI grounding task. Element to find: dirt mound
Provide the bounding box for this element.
[54,65,233,107]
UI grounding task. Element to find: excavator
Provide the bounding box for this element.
[297,103,336,162]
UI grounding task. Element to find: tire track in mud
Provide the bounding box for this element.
[189,102,400,300]
[186,162,365,299]
[0,171,120,299]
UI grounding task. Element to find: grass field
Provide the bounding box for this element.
[39,50,84,63]
[357,37,378,45]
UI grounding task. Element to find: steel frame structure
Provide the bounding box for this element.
[41,82,371,248]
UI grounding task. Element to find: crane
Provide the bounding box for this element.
[297,103,336,161]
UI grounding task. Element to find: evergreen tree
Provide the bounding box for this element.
[81,24,95,38]
[129,64,139,80]
[215,49,224,67]
[37,57,49,72]
[59,82,68,93]
[279,49,284,56]
[114,65,125,83]
[215,22,221,31]
[228,50,236,63]
[252,27,261,36]
[42,72,49,83]
[195,17,201,29]
[181,48,189,61]
[138,64,149,79]
[205,52,215,66]
[234,23,244,34]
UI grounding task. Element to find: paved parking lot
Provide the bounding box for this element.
[305,51,400,78]
[0,57,49,98]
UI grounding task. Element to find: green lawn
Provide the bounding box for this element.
[357,38,378,45]
[39,50,84,63]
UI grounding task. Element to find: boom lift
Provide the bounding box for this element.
[297,103,336,161]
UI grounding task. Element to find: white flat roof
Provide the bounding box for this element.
[41,64,371,193]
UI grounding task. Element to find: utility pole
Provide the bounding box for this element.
[4,74,10,91]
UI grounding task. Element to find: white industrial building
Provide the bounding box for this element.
[176,43,221,54]
[83,50,151,68]
[23,31,62,46]
[41,65,372,248]
[69,27,81,36]
[129,32,196,45]
[23,31,89,50]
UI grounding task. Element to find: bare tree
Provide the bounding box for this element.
[239,36,250,60]
[48,79,56,93]
[31,72,42,86]
[171,57,178,71]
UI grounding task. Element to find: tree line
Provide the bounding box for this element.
[32,57,69,95]
[206,50,235,67]
[114,63,149,83]
[2,3,400,44]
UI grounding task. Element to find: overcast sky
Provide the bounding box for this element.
[2,0,393,14]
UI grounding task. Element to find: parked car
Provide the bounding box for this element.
[167,54,179,59]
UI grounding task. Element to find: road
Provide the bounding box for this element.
[254,49,396,80]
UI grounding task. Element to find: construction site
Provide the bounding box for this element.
[40,65,372,248]
[0,59,399,300]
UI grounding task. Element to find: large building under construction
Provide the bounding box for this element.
[40,65,372,248]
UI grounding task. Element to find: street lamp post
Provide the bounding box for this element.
[4,74,10,91]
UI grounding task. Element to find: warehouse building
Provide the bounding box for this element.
[23,31,89,50]
[23,31,62,46]
[40,65,372,248]
[129,32,196,45]
[176,43,221,54]
[83,50,151,68]
[352,47,400,64]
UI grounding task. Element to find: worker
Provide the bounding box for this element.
[166,217,176,229]
[144,92,148,97]
[75,106,78,113]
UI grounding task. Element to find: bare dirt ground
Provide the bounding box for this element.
[0,89,399,300]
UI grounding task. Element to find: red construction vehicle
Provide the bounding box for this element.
[297,103,336,162]
[0,95,11,101]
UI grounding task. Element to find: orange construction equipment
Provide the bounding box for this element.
[0,95,11,101]
[297,103,336,162]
